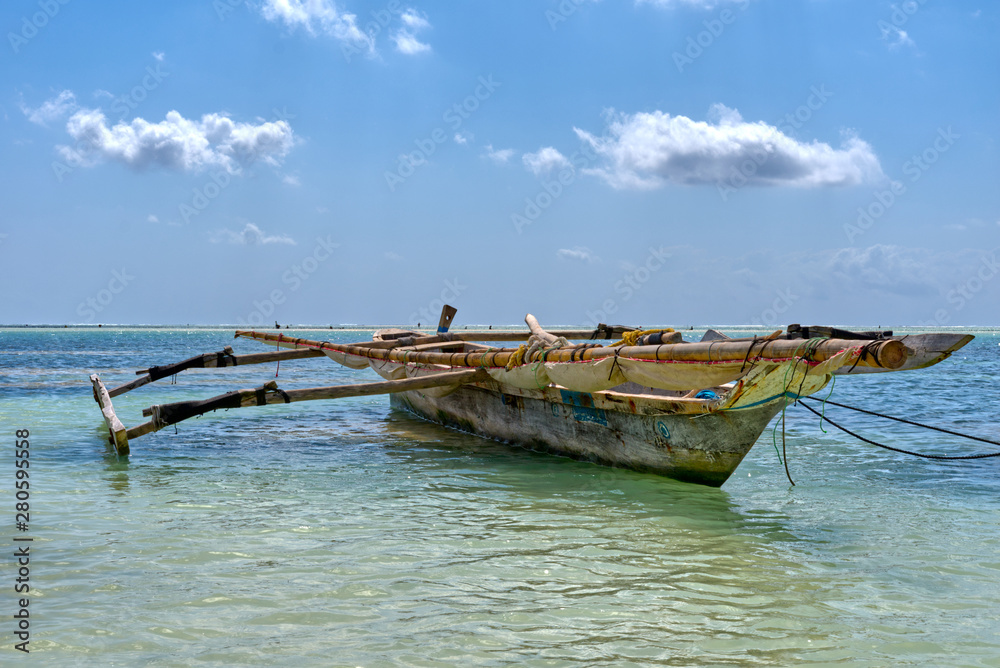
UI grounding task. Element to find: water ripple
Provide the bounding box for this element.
[2,329,999,665]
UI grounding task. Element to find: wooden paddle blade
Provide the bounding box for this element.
[437,304,458,333]
[90,374,129,456]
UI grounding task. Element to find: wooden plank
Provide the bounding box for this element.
[218,348,325,366]
[132,369,490,438]
[279,368,488,403]
[125,421,157,441]
[108,374,153,398]
[90,374,129,455]
[437,304,458,333]
[399,340,469,352]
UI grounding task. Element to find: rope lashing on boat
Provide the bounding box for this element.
[609,328,675,348]
[740,330,790,375]
[817,375,836,433]
[740,336,759,372]
[145,347,238,381]
[505,344,527,370]
[479,350,498,371]
[769,340,829,486]
[846,340,885,373]
[771,357,804,486]
[571,343,602,362]
[538,337,571,360]
[589,323,615,340]
[504,336,570,370]
[791,338,828,400]
[741,337,775,374]
[150,382,290,430]
[797,399,1000,460]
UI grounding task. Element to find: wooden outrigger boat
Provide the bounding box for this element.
[89,308,973,486]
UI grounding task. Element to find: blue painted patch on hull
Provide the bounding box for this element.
[557,389,609,426]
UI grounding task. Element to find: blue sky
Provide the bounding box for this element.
[1,0,997,327]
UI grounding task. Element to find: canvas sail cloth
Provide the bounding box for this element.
[322,349,369,370]
[617,344,864,393]
[492,344,867,393]
[721,346,861,409]
[365,347,868,394]
[362,340,869,394]
[402,363,466,397]
[366,359,478,397]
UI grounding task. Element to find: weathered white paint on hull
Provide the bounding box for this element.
[391,385,784,486]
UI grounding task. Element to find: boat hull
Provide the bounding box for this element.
[390,385,784,486]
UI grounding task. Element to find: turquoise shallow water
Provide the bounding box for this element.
[1,327,999,666]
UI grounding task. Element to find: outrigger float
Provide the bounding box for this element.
[89,307,973,486]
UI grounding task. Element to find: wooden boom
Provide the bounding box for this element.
[108,346,325,397]
[235,329,909,371]
[91,368,489,455]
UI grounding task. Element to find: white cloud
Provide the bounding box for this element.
[393,29,431,54]
[880,23,915,50]
[20,90,77,126]
[453,131,470,145]
[384,251,402,261]
[393,8,431,55]
[152,51,165,61]
[574,104,883,189]
[147,214,159,223]
[557,246,599,263]
[773,245,994,324]
[211,223,296,246]
[655,243,993,311]
[484,144,515,164]
[57,109,295,173]
[822,245,953,298]
[260,0,373,52]
[283,174,301,186]
[523,147,571,175]
[400,9,431,30]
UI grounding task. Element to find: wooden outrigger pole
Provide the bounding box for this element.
[90,366,490,456]
[88,306,503,455]
[107,345,326,398]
